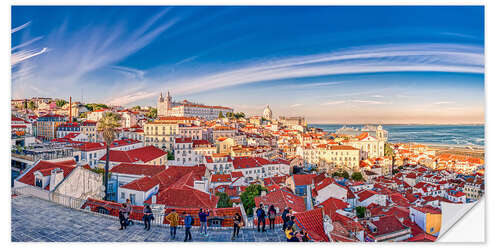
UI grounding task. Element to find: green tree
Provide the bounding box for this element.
[240,184,267,216]
[355,206,366,218]
[85,103,108,112]
[27,101,35,110]
[56,99,68,107]
[132,105,141,111]
[97,113,121,200]
[226,112,234,118]
[216,192,233,208]
[79,112,88,118]
[351,172,364,181]
[333,170,350,179]
[218,111,224,119]
[384,142,394,157]
[167,151,174,160]
[147,108,157,119]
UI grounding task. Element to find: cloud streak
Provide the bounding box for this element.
[12,21,31,33]
[162,43,483,97]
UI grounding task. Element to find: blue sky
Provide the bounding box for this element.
[11,6,484,124]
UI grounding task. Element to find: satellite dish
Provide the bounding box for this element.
[100,185,106,191]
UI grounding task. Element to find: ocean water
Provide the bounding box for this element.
[309,124,485,147]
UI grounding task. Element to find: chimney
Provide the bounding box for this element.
[49,168,64,191]
[69,96,72,122]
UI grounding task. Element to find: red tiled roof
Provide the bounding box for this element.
[110,163,165,177]
[154,186,218,209]
[175,137,192,144]
[211,174,231,183]
[232,156,271,169]
[294,208,329,242]
[151,165,207,190]
[316,197,349,214]
[357,189,378,202]
[100,146,167,163]
[367,215,409,237]
[120,176,158,192]
[193,139,211,147]
[254,188,306,213]
[293,174,316,186]
[16,160,76,187]
[75,139,141,151]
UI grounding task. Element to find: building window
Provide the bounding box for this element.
[35,178,43,188]
[121,192,125,199]
[130,194,136,205]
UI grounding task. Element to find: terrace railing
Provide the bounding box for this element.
[12,186,249,230]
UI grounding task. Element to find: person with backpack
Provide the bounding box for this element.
[183,212,193,242]
[198,208,210,236]
[143,204,153,231]
[256,203,266,232]
[281,207,290,231]
[165,209,180,239]
[118,203,128,230]
[267,205,277,230]
[232,212,242,240]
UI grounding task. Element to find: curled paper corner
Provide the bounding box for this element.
[438,197,484,241]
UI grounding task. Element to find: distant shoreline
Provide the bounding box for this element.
[309,123,485,126]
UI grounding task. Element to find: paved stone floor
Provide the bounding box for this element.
[11,196,287,242]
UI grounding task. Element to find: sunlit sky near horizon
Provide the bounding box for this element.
[11,6,484,124]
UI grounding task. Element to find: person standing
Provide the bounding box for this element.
[268,205,277,230]
[281,207,290,231]
[143,204,153,231]
[183,212,193,242]
[119,203,128,230]
[166,209,180,239]
[125,198,134,225]
[256,204,266,232]
[198,208,210,236]
[232,213,242,240]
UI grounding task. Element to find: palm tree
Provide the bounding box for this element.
[97,113,121,201]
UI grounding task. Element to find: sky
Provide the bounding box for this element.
[11,6,484,124]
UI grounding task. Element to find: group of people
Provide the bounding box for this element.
[117,202,309,242]
[118,199,135,230]
[119,205,216,242]
[255,204,278,232]
[255,204,310,242]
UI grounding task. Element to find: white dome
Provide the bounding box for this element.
[263,104,272,120]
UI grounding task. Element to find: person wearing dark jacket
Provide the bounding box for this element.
[232,213,242,240]
[281,207,290,231]
[267,205,277,230]
[256,204,266,232]
[183,212,193,242]
[198,208,210,236]
[119,203,128,230]
[143,204,153,230]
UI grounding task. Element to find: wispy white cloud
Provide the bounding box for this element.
[12,21,31,33]
[11,9,178,99]
[11,47,48,65]
[108,65,145,80]
[433,101,456,105]
[321,99,389,106]
[162,43,483,97]
[290,103,303,108]
[11,36,43,51]
[351,100,388,105]
[321,100,347,106]
[371,94,384,98]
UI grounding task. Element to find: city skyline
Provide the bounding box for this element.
[11,6,484,124]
